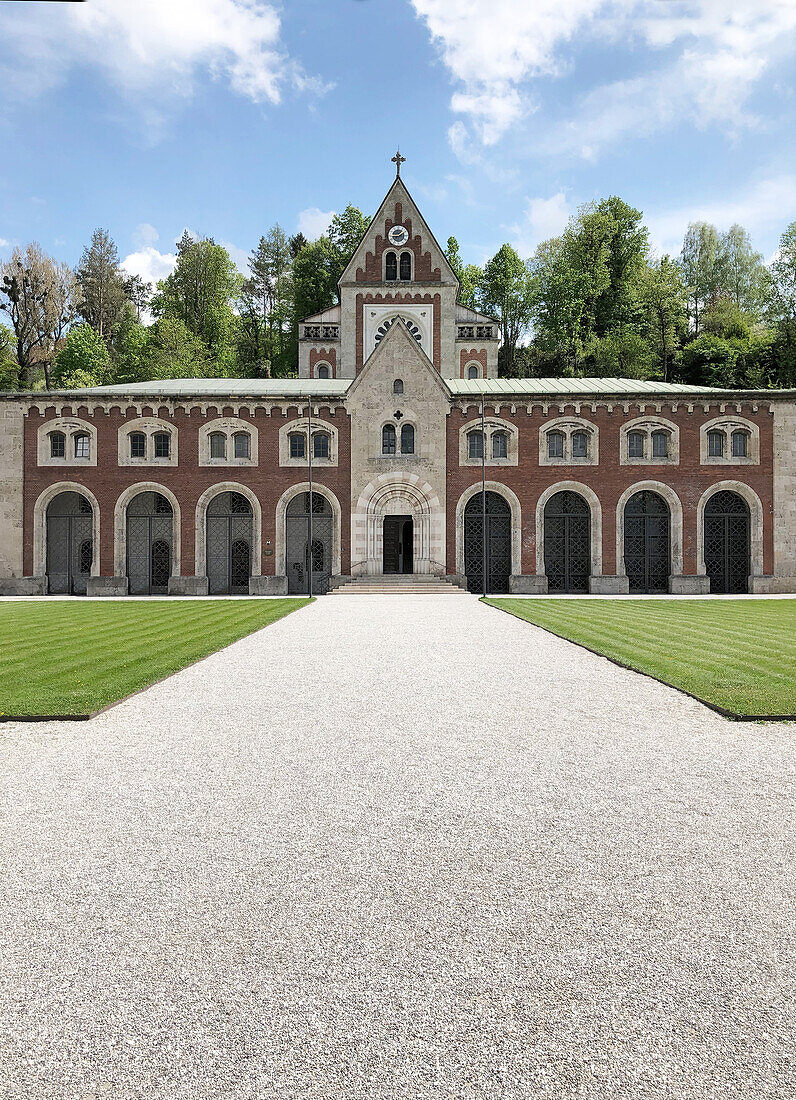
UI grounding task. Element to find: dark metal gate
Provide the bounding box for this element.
[464,491,511,594]
[544,490,590,593]
[704,491,750,594]
[207,491,253,595]
[286,492,333,595]
[127,492,173,595]
[46,491,93,595]
[624,490,670,593]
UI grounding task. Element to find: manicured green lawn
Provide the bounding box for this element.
[485,598,796,718]
[0,599,311,717]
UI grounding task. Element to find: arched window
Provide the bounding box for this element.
[627,431,645,459]
[547,431,565,459]
[385,251,397,281]
[234,431,251,459]
[399,251,412,280]
[400,423,414,454]
[289,432,305,459]
[707,429,725,457]
[467,364,480,380]
[492,431,508,459]
[393,378,404,395]
[129,432,146,459]
[49,431,65,458]
[316,364,329,379]
[382,423,396,455]
[731,429,748,458]
[571,431,589,458]
[153,432,170,458]
[651,430,669,458]
[209,431,227,459]
[74,432,90,459]
[468,431,484,460]
[313,432,329,459]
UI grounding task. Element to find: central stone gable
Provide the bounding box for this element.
[339,177,459,288]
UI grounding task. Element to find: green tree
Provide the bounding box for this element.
[478,244,535,376]
[52,323,111,388]
[112,310,149,384]
[328,205,369,273]
[145,316,212,380]
[292,235,340,322]
[635,257,688,381]
[0,323,17,389]
[122,274,153,322]
[583,330,656,380]
[238,225,293,376]
[76,228,127,341]
[151,233,241,373]
[444,236,481,309]
[715,224,769,318]
[679,222,720,335]
[765,221,796,387]
[589,196,649,336]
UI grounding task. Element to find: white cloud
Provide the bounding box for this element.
[0,238,9,248]
[297,207,335,239]
[221,240,250,276]
[120,245,177,288]
[510,192,572,258]
[411,0,796,156]
[645,175,796,257]
[0,0,322,124]
[132,223,160,249]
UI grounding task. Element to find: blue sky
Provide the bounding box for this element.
[1,0,795,289]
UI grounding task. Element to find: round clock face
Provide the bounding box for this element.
[388,225,409,246]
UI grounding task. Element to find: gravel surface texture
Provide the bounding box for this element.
[1,594,794,1100]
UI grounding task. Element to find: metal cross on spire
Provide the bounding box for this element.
[391,149,406,177]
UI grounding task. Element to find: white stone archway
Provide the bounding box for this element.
[615,481,683,578]
[113,482,182,578]
[455,481,522,578]
[274,482,342,579]
[195,482,262,579]
[352,473,443,576]
[696,481,764,579]
[33,481,101,578]
[535,481,603,577]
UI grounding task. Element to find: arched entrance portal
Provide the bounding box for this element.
[704,491,750,593]
[46,491,93,594]
[544,491,590,593]
[206,491,253,595]
[127,491,173,595]
[624,490,670,593]
[352,475,443,577]
[286,492,333,594]
[464,491,511,594]
[383,516,413,574]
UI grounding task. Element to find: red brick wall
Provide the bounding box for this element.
[445,402,775,576]
[24,403,352,577]
[355,202,442,283]
[459,349,487,378]
[309,348,337,378]
[356,292,442,372]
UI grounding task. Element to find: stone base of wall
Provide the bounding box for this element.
[249,575,289,596]
[86,576,129,597]
[168,576,209,596]
[509,574,548,594]
[449,572,468,590]
[750,574,796,594]
[669,575,711,595]
[0,575,46,596]
[589,575,630,595]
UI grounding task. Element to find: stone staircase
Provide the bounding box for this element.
[329,574,470,595]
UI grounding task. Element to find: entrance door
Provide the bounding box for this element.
[207,491,253,595]
[383,515,413,574]
[463,491,512,594]
[286,492,333,594]
[543,490,590,593]
[127,491,173,595]
[623,490,670,593]
[704,491,750,593]
[46,491,93,595]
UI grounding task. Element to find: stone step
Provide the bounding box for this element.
[329,574,470,595]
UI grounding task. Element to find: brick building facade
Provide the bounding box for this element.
[1,171,795,596]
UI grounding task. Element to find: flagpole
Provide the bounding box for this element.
[481,389,487,599]
[307,397,313,598]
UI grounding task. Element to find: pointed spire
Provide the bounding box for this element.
[391,148,406,178]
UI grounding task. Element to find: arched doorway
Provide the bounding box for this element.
[46,491,93,595]
[544,491,590,593]
[704,491,750,593]
[464,491,511,594]
[127,491,173,595]
[623,490,670,593]
[206,491,253,595]
[383,516,413,574]
[286,491,333,594]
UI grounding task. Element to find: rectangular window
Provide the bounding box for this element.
[234,433,251,459]
[74,434,90,459]
[468,432,484,460]
[289,433,305,459]
[50,433,65,458]
[547,432,564,459]
[210,433,226,459]
[313,433,329,459]
[732,431,748,458]
[571,432,588,458]
[652,431,668,458]
[627,432,644,458]
[130,434,146,458]
[708,431,724,457]
[492,432,507,459]
[154,433,170,458]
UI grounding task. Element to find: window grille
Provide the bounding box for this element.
[154,432,170,458]
[382,424,396,455]
[289,432,305,459]
[468,364,479,379]
[317,365,329,379]
[50,432,65,458]
[130,432,146,458]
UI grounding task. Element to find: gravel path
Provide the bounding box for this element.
[1,595,794,1100]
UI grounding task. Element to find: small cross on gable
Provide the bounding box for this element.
[391,149,406,177]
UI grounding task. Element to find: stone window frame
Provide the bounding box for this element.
[700,415,759,465]
[619,415,679,466]
[539,417,599,467]
[459,415,518,467]
[38,416,97,467]
[117,416,178,468]
[314,361,333,379]
[383,249,413,282]
[465,361,483,380]
[278,418,338,467]
[199,417,258,467]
